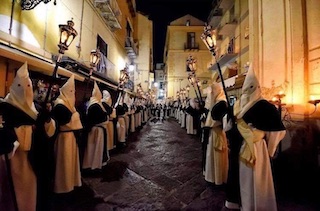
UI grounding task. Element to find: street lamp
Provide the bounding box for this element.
[186,55,203,106]
[114,67,129,107]
[119,67,129,88]
[58,19,78,55]
[201,23,231,107]
[83,49,101,99]
[44,19,78,104]
[89,49,101,74]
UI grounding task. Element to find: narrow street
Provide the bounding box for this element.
[50,117,320,211]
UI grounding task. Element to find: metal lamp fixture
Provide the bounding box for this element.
[114,67,129,108]
[186,55,203,106]
[201,24,216,54]
[187,55,197,72]
[44,19,78,104]
[83,49,101,100]
[202,23,231,107]
[119,67,129,88]
[58,19,78,54]
[90,49,101,68]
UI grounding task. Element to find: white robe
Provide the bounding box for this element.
[11,119,55,211]
[239,130,286,211]
[203,124,228,185]
[54,112,82,193]
[82,121,109,170]
[117,116,126,143]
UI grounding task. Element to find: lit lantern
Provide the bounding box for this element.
[186,55,197,72]
[58,19,78,54]
[201,24,216,53]
[90,49,101,68]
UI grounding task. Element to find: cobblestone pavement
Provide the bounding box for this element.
[50,117,320,211]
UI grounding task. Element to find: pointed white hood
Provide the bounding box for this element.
[87,81,105,112]
[204,82,226,110]
[5,62,38,120]
[236,63,263,118]
[55,74,76,112]
[102,90,112,106]
[123,93,131,105]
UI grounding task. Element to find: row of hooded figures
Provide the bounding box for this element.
[0,62,150,211]
[170,63,287,211]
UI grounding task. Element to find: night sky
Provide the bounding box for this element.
[136,0,213,64]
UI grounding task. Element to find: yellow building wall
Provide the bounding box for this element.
[136,13,153,92]
[247,0,320,119]
[165,22,212,98]
[0,0,133,95]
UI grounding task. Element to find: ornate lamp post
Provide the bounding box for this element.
[83,49,101,99]
[44,19,78,103]
[114,67,129,107]
[186,55,203,107]
[201,23,231,107]
[89,49,101,75]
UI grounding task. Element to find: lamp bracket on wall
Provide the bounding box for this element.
[21,0,55,10]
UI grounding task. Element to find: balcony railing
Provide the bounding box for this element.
[218,0,235,11]
[207,8,223,29]
[94,0,122,31]
[125,36,138,59]
[184,43,199,51]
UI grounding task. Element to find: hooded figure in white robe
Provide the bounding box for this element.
[101,90,116,150]
[0,62,56,211]
[82,82,109,170]
[202,83,229,185]
[129,98,136,133]
[227,64,286,211]
[116,95,126,146]
[52,74,83,193]
[123,93,130,135]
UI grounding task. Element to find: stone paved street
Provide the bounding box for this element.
[49,117,320,211]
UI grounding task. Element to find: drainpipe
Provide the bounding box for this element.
[4,60,9,95]
[76,0,85,57]
[9,0,15,36]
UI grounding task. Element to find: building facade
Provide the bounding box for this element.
[207,0,320,175]
[0,0,152,104]
[164,14,212,99]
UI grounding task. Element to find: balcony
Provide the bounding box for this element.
[94,0,122,31]
[125,36,138,59]
[218,19,237,36]
[184,43,199,51]
[209,53,238,71]
[218,0,235,11]
[207,8,223,29]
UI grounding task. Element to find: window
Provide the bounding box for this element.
[187,32,196,48]
[97,35,108,57]
[126,21,132,38]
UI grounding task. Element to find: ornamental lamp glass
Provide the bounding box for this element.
[119,68,128,86]
[187,55,197,72]
[58,19,78,54]
[90,49,101,67]
[186,85,190,91]
[201,24,216,51]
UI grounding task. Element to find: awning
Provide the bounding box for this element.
[0,43,85,81]
[218,73,246,90]
[209,53,238,71]
[219,75,237,88]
